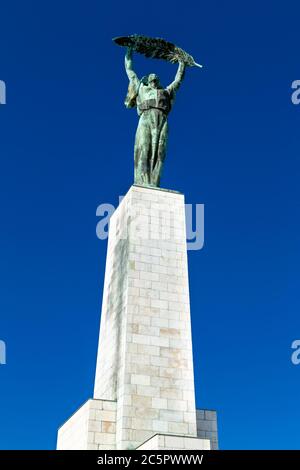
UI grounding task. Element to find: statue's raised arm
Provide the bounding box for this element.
[125,48,138,82]
[124,48,140,108]
[167,61,186,94]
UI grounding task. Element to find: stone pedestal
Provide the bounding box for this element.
[57,399,117,450]
[57,185,218,450]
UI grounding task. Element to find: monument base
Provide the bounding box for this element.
[57,185,219,450]
[57,399,117,450]
[57,399,218,450]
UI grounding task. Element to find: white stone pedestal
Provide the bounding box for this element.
[57,399,117,450]
[57,185,218,450]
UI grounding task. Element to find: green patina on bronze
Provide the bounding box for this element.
[114,35,202,187]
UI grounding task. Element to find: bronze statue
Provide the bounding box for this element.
[113,35,202,187]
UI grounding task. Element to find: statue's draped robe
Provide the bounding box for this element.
[134,85,172,187]
[125,61,185,187]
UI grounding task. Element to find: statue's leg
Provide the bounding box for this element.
[134,113,151,185]
[149,110,160,180]
[150,114,168,187]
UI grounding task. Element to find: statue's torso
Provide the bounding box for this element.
[137,84,171,116]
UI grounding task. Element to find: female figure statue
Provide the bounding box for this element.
[125,48,186,187]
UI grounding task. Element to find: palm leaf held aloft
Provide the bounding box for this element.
[113,35,202,68]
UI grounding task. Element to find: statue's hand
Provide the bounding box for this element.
[126,47,133,58]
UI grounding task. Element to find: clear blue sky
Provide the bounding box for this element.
[0,0,299,450]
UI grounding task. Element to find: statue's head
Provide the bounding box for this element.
[147,73,161,89]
